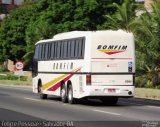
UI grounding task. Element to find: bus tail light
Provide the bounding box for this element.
[86,74,91,85]
[133,75,135,86]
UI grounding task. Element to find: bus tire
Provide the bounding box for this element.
[38,83,47,99]
[61,84,67,103]
[67,85,76,104]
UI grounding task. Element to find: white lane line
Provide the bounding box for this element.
[146,106,160,109]
[24,97,41,102]
[93,109,121,116]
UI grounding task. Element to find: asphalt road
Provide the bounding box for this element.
[0,85,160,127]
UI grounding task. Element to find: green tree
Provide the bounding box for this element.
[0,0,125,69]
[24,0,121,66]
[0,1,39,62]
[104,0,137,31]
[132,0,160,86]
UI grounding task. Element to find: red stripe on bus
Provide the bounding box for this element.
[92,58,132,60]
[47,69,80,91]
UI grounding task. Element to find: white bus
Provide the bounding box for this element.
[32,30,135,105]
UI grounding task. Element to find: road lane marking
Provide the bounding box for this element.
[146,106,160,109]
[93,109,121,116]
[24,97,41,102]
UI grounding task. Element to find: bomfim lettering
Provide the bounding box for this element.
[97,45,127,55]
[97,45,127,50]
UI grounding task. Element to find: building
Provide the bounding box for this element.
[135,0,153,16]
[144,0,152,11]
[136,0,152,10]
[0,0,24,5]
[0,0,24,21]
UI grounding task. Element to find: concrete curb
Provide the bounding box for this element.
[135,96,160,101]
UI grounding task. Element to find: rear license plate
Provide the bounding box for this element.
[104,88,116,93]
[108,89,116,93]
[104,88,121,94]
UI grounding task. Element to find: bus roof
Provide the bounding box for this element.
[35,30,132,45]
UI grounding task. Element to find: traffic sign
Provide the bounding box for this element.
[15,61,24,70]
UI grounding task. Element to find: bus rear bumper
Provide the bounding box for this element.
[79,85,135,98]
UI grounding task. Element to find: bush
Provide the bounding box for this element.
[7,75,19,80]
[135,75,148,88]
[156,85,160,89]
[0,74,18,80]
[144,80,153,88]
[20,76,27,81]
[0,75,7,80]
[0,74,27,81]
[0,65,7,72]
[136,74,160,89]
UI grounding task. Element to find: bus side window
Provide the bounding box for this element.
[54,42,57,60]
[74,40,79,58]
[41,44,45,60]
[33,45,39,77]
[67,40,71,59]
[71,40,75,58]
[51,42,56,60]
[48,43,51,60]
[38,44,42,60]
[78,38,84,58]
[81,38,85,58]
[44,43,48,60]
[57,41,61,59]
[34,45,39,60]
[77,39,81,58]
[60,41,64,59]
[63,41,67,59]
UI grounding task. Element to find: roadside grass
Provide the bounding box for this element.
[135,88,160,100]
[0,71,32,86]
[0,80,32,86]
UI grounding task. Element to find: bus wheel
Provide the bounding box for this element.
[68,85,76,104]
[38,84,47,99]
[61,85,67,103]
[101,97,118,105]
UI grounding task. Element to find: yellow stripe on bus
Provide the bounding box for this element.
[99,49,124,52]
[42,74,68,90]
[42,68,81,91]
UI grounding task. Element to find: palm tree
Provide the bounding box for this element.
[104,0,137,31]
[131,0,160,86]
